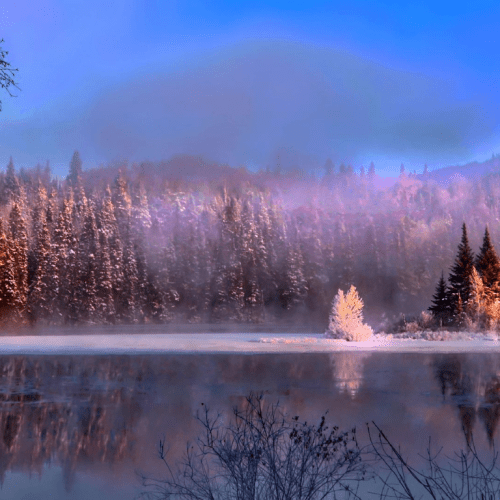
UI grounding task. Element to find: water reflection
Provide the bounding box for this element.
[0,356,152,490]
[329,352,370,398]
[434,355,500,447]
[0,352,498,500]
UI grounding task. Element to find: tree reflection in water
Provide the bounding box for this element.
[329,352,370,398]
[434,354,500,448]
[0,356,153,490]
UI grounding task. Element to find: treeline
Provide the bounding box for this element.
[429,223,500,329]
[1,151,500,328]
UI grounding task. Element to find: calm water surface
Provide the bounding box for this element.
[0,352,498,499]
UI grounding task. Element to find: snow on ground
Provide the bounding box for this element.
[0,331,498,354]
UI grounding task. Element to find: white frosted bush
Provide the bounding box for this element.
[325,285,373,341]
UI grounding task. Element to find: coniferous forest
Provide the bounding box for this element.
[2,150,500,330]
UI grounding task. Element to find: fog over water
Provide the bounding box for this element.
[0,352,497,499]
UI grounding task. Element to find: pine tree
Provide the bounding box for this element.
[119,233,138,323]
[428,272,452,325]
[448,223,475,321]
[476,226,500,292]
[9,202,28,321]
[130,183,151,322]
[28,215,53,324]
[113,171,132,238]
[97,188,124,321]
[95,231,115,324]
[3,157,20,203]
[367,162,375,181]
[52,196,77,323]
[74,202,99,323]
[67,150,82,187]
[0,219,18,323]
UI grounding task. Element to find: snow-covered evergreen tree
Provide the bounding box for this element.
[120,234,139,323]
[74,202,99,323]
[3,157,20,203]
[98,187,124,320]
[53,196,77,323]
[9,202,28,321]
[28,215,54,324]
[325,285,372,341]
[113,171,132,238]
[95,230,115,324]
[0,219,18,323]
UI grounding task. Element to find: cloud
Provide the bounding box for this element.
[1,39,494,173]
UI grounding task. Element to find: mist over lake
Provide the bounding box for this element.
[0,351,497,499]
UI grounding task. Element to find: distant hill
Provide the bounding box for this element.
[417,155,500,185]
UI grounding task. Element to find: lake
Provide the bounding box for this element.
[0,351,498,499]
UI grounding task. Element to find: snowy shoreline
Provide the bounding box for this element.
[0,332,498,354]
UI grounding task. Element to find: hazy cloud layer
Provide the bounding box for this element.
[1,39,493,174]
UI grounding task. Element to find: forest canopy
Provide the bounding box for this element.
[0,152,499,330]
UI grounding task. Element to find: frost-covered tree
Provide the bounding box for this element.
[466,267,488,329]
[28,209,54,324]
[94,230,115,324]
[113,171,132,238]
[325,285,372,341]
[74,202,99,323]
[119,234,139,323]
[98,188,124,319]
[9,202,28,320]
[3,157,19,203]
[53,195,77,322]
[0,219,18,323]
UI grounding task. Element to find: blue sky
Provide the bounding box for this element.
[1,0,500,178]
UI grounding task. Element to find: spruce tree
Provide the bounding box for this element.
[476,226,500,292]
[0,219,18,323]
[3,157,20,203]
[448,223,475,321]
[95,231,115,324]
[67,150,82,187]
[9,202,28,321]
[74,202,99,323]
[28,216,53,324]
[120,233,138,323]
[97,188,124,319]
[428,271,452,325]
[53,196,77,323]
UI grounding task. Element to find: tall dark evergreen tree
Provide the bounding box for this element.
[3,157,20,203]
[448,223,475,320]
[476,226,500,292]
[28,215,53,324]
[428,272,451,325]
[67,151,82,187]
